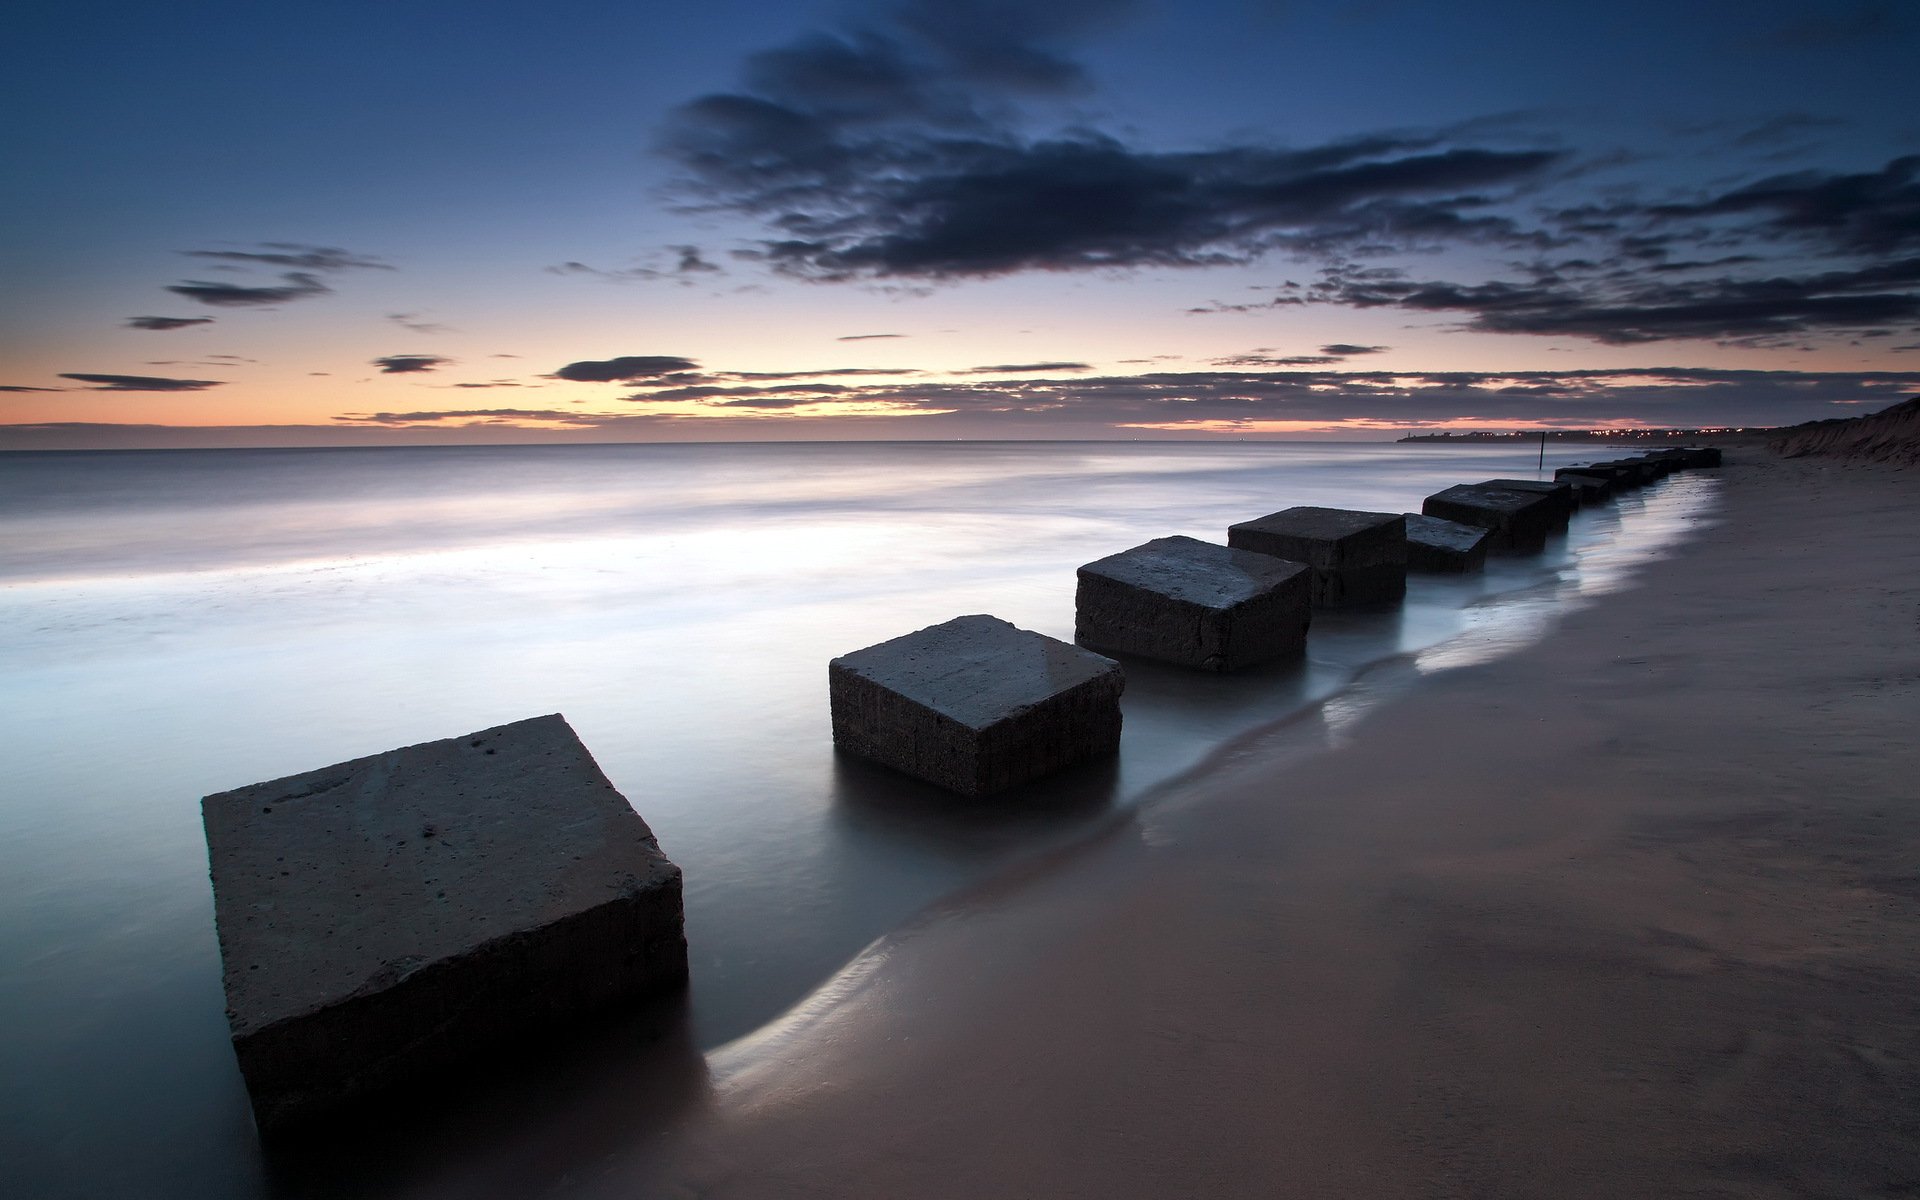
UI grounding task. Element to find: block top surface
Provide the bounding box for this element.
[201,714,677,1037]
[1404,513,1490,551]
[1480,478,1572,497]
[1228,506,1402,543]
[1425,484,1553,515]
[1079,535,1309,606]
[831,615,1121,731]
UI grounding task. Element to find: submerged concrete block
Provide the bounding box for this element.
[1421,484,1561,554]
[1076,535,1311,671]
[202,715,686,1131]
[1226,507,1407,607]
[1403,513,1490,573]
[830,615,1124,796]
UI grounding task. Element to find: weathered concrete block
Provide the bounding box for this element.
[1552,466,1620,499]
[1561,476,1611,506]
[1560,462,1642,490]
[202,715,686,1131]
[1421,484,1561,554]
[829,615,1124,796]
[1226,507,1407,607]
[1075,535,1312,671]
[1480,479,1576,527]
[1403,513,1490,573]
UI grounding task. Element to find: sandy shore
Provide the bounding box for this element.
[573,449,1920,1198]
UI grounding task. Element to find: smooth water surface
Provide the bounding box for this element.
[0,441,1716,1198]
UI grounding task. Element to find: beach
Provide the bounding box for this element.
[567,447,1920,1198]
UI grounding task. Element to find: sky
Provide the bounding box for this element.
[3,0,1919,446]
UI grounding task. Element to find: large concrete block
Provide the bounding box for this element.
[1480,479,1576,527]
[1403,513,1490,573]
[1226,507,1407,608]
[1421,484,1561,554]
[1075,535,1311,671]
[202,715,686,1131]
[829,615,1124,796]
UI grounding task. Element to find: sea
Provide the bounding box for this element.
[0,440,1717,1198]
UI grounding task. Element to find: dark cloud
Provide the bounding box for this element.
[1310,255,1920,345]
[838,332,907,340]
[182,243,391,271]
[450,381,524,388]
[960,361,1091,373]
[1,384,64,392]
[1320,343,1388,355]
[1645,155,1920,255]
[552,355,702,382]
[58,373,224,391]
[335,408,592,425]
[165,272,331,307]
[660,2,1562,280]
[388,312,451,334]
[126,316,215,331]
[373,354,452,374]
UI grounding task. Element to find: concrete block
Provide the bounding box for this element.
[202,714,686,1131]
[1480,479,1576,527]
[1552,466,1621,498]
[829,615,1124,796]
[1421,484,1561,554]
[1075,535,1312,671]
[1403,513,1490,573]
[1226,507,1407,607]
[1559,462,1642,490]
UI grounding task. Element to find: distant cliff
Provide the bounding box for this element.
[1769,397,1920,466]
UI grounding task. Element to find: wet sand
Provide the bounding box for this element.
[594,451,1918,1197]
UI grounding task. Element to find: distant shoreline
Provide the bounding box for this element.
[1397,428,1773,444]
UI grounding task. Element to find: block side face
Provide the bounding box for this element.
[1213,569,1312,669]
[1422,486,1558,550]
[829,662,982,793]
[202,715,680,1037]
[1312,562,1408,607]
[830,615,1119,731]
[1404,514,1490,573]
[973,671,1124,794]
[234,878,687,1129]
[1075,573,1223,669]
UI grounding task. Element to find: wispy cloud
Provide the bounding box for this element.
[338,365,1920,433]
[388,312,452,335]
[58,373,224,391]
[182,243,392,271]
[959,361,1091,374]
[165,272,331,307]
[126,316,216,331]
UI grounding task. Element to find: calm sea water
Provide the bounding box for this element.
[0,441,1716,1198]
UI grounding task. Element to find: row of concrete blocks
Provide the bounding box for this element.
[828,447,1722,799]
[202,445,1719,1132]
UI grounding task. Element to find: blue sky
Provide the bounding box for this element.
[4,0,1918,445]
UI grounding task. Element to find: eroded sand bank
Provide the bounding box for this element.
[585,450,1919,1198]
